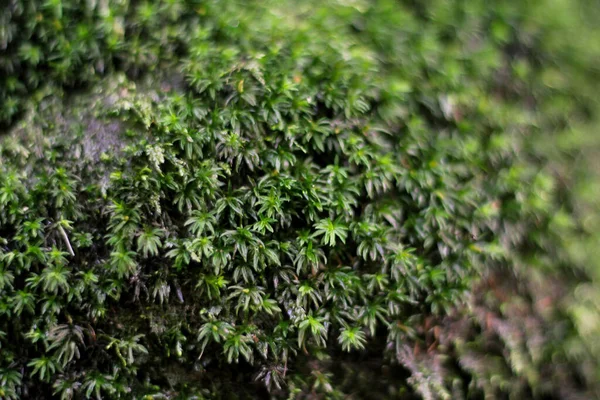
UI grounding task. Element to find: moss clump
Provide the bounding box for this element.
[1,0,600,398]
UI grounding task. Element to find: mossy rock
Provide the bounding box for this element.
[1,1,600,399]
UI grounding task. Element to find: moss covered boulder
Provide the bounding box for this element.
[1,1,600,398]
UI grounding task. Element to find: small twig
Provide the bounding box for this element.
[58,225,75,257]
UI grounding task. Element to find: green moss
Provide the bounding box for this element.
[1,0,600,398]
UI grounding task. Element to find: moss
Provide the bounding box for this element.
[1,0,600,398]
